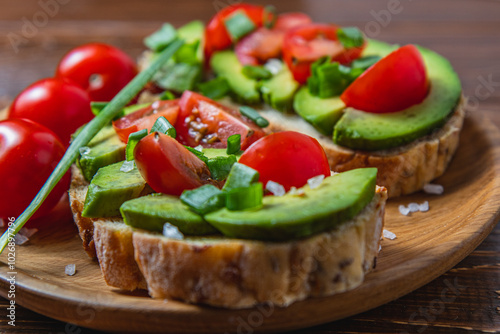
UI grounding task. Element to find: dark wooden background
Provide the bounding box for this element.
[0,0,499,333]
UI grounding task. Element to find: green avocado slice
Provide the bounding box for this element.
[205,168,377,241]
[333,40,462,151]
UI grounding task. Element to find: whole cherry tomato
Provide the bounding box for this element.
[341,44,429,113]
[56,43,137,101]
[8,77,93,146]
[239,131,331,192]
[0,119,70,220]
[283,23,365,83]
[134,132,214,196]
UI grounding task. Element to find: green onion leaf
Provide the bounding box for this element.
[225,182,263,211]
[223,162,260,191]
[263,5,277,29]
[126,129,148,161]
[226,134,241,155]
[144,23,178,52]
[90,101,108,116]
[180,184,226,215]
[197,77,230,100]
[242,65,272,80]
[337,27,364,48]
[150,116,176,138]
[185,146,208,164]
[224,10,257,42]
[160,91,176,100]
[308,58,352,98]
[239,106,269,128]
[0,39,184,254]
[153,61,202,93]
[207,155,237,181]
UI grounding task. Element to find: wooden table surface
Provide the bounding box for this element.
[0,0,499,333]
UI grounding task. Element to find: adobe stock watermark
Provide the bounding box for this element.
[364,0,413,38]
[7,0,72,54]
[5,217,17,327]
[212,0,242,12]
[464,69,500,115]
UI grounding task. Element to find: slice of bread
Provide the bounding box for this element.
[69,165,387,308]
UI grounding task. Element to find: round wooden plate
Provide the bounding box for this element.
[1,111,499,333]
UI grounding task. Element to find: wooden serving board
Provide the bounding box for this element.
[0,111,499,334]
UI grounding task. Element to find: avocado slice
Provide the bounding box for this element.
[205,168,377,241]
[176,20,204,64]
[210,50,261,104]
[77,126,126,182]
[82,161,151,218]
[260,64,299,112]
[333,40,462,151]
[120,194,218,235]
[293,86,345,135]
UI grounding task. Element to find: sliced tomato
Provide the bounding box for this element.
[204,3,267,61]
[341,45,429,113]
[239,131,331,192]
[283,23,365,84]
[134,132,214,196]
[176,91,265,149]
[112,100,180,143]
[235,12,312,65]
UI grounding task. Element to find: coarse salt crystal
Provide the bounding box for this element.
[307,175,325,189]
[79,147,91,155]
[423,183,444,195]
[266,181,286,196]
[383,229,397,240]
[14,234,29,245]
[65,264,76,276]
[264,58,283,75]
[419,201,429,212]
[18,227,38,238]
[194,145,203,152]
[120,160,135,173]
[163,223,184,240]
[408,202,420,213]
[399,205,410,216]
[288,186,305,196]
[330,171,338,176]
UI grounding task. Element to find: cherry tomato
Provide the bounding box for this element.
[341,45,429,113]
[0,119,70,220]
[176,91,265,149]
[283,23,365,84]
[204,3,268,61]
[134,132,213,196]
[8,77,93,146]
[239,131,331,192]
[112,100,180,143]
[235,13,312,65]
[56,43,137,101]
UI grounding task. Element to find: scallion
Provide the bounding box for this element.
[90,101,108,116]
[337,27,364,49]
[242,65,272,80]
[226,134,241,155]
[239,106,269,128]
[144,23,178,52]
[197,77,230,100]
[150,116,176,138]
[206,155,237,181]
[223,162,260,191]
[225,182,263,211]
[126,129,148,161]
[180,184,226,215]
[224,10,256,42]
[160,91,176,100]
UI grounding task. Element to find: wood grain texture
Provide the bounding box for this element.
[0,0,499,333]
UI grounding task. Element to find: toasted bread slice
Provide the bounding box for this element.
[69,165,387,308]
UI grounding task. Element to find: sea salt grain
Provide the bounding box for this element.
[65,264,76,276]
[120,160,135,172]
[423,183,444,195]
[419,201,430,212]
[19,227,38,238]
[194,145,203,152]
[383,229,397,240]
[288,186,305,196]
[266,181,286,196]
[79,147,91,155]
[399,205,410,216]
[307,175,325,189]
[14,234,29,245]
[163,223,184,240]
[408,202,420,213]
[264,59,283,75]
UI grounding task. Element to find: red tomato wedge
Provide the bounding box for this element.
[341,45,429,113]
[134,132,213,196]
[176,91,265,149]
[235,13,312,65]
[112,100,180,143]
[239,131,331,192]
[283,23,365,84]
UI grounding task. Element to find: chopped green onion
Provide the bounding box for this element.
[351,55,381,70]
[225,182,263,211]
[337,27,364,48]
[180,184,226,215]
[150,116,176,138]
[197,77,230,100]
[153,61,202,92]
[160,91,176,100]
[90,101,108,116]
[239,106,269,128]
[224,10,257,42]
[308,58,352,98]
[207,155,237,181]
[223,162,260,191]
[144,23,178,52]
[174,40,201,65]
[0,39,184,254]
[263,5,277,29]
[242,65,272,80]
[226,134,241,155]
[185,146,208,163]
[126,129,148,161]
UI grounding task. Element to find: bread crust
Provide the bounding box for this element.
[259,98,465,197]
